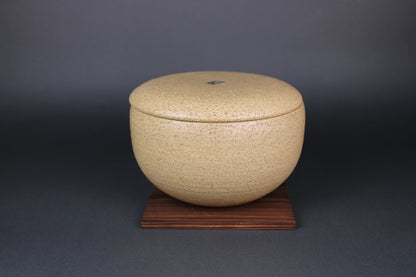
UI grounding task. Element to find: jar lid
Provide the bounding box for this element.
[129,71,303,122]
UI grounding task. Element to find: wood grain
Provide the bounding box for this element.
[141,184,296,230]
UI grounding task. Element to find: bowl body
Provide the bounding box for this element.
[130,104,305,207]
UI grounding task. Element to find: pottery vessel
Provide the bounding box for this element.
[129,71,305,207]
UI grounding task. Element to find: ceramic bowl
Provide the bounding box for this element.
[129,71,305,207]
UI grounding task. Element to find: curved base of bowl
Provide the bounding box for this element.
[152,182,286,207]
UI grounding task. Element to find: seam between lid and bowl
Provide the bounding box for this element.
[130,101,304,123]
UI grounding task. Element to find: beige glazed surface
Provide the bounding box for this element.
[129,71,305,207]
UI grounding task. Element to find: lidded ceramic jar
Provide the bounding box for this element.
[129,71,305,207]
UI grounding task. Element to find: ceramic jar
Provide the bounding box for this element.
[129,71,305,207]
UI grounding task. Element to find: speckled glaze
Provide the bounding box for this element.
[129,71,305,207]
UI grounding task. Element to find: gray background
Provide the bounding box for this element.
[1,0,416,276]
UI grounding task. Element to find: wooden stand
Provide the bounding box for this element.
[141,184,295,230]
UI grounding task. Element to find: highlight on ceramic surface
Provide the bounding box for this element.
[129,71,305,207]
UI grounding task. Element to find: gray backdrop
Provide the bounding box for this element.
[1,0,416,276]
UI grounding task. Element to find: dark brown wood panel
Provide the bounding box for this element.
[141,184,296,230]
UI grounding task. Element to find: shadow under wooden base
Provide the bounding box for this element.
[141,184,295,230]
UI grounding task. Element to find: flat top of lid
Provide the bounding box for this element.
[129,71,303,122]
